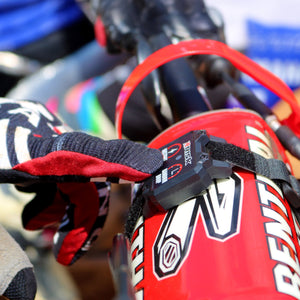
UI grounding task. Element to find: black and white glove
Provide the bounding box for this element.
[0,98,163,266]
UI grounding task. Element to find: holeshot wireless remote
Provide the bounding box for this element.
[142,130,233,210]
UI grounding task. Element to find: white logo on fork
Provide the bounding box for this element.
[153,173,243,278]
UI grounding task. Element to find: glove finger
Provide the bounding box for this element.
[13,132,163,182]
[53,182,109,265]
[22,183,66,230]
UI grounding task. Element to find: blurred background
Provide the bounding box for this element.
[1,0,300,299]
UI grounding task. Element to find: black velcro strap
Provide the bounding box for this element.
[207,140,300,208]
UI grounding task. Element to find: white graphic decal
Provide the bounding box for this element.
[14,126,31,164]
[154,198,199,278]
[0,119,11,168]
[199,173,243,241]
[131,217,145,287]
[0,99,55,127]
[258,181,300,299]
[153,173,243,278]
[247,124,300,298]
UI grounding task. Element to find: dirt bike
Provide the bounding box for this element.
[106,2,300,300]
[5,1,300,299]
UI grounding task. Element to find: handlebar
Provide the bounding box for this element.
[99,0,300,159]
[115,39,300,159]
[94,0,300,160]
[141,32,210,122]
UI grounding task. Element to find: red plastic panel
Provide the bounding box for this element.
[131,111,300,299]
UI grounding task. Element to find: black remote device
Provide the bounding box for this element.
[142,130,232,210]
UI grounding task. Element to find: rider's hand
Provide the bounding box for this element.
[0,98,163,265]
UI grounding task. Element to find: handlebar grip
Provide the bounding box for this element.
[160,58,211,120]
[149,33,210,120]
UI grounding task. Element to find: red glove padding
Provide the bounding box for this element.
[20,181,109,265]
[0,99,163,265]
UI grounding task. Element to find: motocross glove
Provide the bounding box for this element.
[0,98,163,265]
